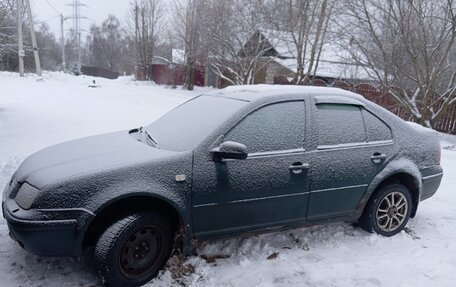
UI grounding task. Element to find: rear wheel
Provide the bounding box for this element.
[94,211,174,287]
[359,183,412,236]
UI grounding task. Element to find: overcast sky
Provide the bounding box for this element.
[33,0,133,37]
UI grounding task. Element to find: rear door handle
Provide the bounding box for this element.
[370,153,387,164]
[289,162,309,174]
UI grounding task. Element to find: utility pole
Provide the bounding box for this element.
[60,14,67,71]
[64,0,87,73]
[134,3,139,79]
[67,0,86,72]
[73,0,81,70]
[17,0,24,77]
[25,0,42,77]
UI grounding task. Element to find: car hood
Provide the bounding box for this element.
[15,130,174,189]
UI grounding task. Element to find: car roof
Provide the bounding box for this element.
[204,84,365,103]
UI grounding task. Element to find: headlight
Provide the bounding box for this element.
[15,183,40,210]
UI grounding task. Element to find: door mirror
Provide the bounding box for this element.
[212,141,248,161]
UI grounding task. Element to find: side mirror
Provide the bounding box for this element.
[212,141,248,161]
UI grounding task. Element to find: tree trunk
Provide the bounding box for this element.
[185,60,195,90]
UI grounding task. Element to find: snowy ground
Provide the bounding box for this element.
[0,72,455,287]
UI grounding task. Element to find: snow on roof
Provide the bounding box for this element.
[207,84,364,102]
[172,49,185,64]
[260,29,296,58]
[272,57,372,80]
[259,29,371,80]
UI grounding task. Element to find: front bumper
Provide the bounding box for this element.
[2,198,93,257]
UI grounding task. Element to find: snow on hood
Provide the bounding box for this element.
[15,131,172,189]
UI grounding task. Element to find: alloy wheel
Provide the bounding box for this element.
[376,191,408,232]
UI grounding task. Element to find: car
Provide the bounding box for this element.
[2,85,443,287]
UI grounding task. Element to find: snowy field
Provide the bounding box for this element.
[0,72,455,287]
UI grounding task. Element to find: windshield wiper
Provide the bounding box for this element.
[139,127,159,148]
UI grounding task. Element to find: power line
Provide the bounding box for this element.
[42,0,71,72]
[43,1,69,33]
[43,0,69,72]
[84,3,100,13]
[44,0,89,70]
[36,14,60,25]
[64,21,72,31]
[45,0,61,15]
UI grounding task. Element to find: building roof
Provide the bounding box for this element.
[258,29,372,80]
[271,57,372,80]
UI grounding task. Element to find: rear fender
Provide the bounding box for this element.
[354,158,422,219]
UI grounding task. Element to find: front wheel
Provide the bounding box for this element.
[94,211,174,287]
[359,183,412,237]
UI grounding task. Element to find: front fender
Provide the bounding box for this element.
[89,180,188,216]
[77,180,194,256]
[354,158,422,219]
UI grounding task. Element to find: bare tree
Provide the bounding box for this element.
[170,0,335,87]
[0,0,18,70]
[87,15,129,72]
[35,23,61,71]
[342,0,456,128]
[99,15,124,71]
[171,0,208,90]
[267,0,336,84]
[1,0,49,72]
[182,0,199,89]
[64,34,78,71]
[128,0,165,80]
[203,0,276,85]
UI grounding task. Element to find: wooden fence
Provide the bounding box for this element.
[150,64,205,87]
[276,77,455,135]
[345,82,456,135]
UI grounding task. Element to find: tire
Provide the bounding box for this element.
[94,211,174,287]
[359,183,412,237]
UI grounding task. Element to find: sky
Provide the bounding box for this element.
[33,0,133,38]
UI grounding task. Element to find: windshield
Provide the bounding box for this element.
[146,95,247,151]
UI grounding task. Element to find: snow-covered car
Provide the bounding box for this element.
[2,85,443,287]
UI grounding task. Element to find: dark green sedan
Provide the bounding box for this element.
[2,85,443,287]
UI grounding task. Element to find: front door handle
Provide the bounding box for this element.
[289,162,309,174]
[371,153,387,164]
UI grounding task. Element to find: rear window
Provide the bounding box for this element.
[362,110,392,142]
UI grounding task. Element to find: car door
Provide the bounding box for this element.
[191,100,310,237]
[306,100,394,221]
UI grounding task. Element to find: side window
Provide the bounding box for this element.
[362,109,392,142]
[225,101,305,153]
[316,104,366,146]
